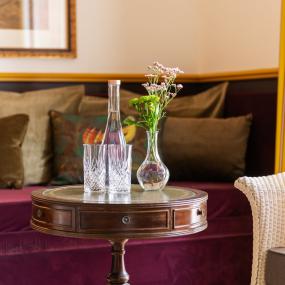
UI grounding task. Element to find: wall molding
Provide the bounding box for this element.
[275,0,285,173]
[196,68,278,82]
[0,68,278,83]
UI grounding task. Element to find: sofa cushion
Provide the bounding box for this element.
[163,115,252,181]
[0,85,84,185]
[0,182,252,285]
[0,114,29,189]
[169,181,251,219]
[50,111,107,185]
[166,82,228,117]
[50,111,145,185]
[79,82,228,118]
[0,182,251,233]
[79,89,137,116]
[0,186,43,232]
[117,83,228,117]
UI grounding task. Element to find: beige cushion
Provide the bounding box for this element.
[162,114,252,181]
[79,83,228,118]
[0,85,84,184]
[78,89,137,116]
[166,82,228,117]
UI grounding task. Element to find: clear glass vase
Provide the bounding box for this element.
[137,131,169,191]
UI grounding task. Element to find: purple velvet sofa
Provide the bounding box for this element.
[0,79,277,285]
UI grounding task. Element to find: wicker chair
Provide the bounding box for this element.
[234,173,285,285]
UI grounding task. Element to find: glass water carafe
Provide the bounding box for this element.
[102,80,126,189]
[102,80,126,145]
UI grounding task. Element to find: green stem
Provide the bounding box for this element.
[148,128,157,161]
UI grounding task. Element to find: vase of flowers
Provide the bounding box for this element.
[125,62,183,191]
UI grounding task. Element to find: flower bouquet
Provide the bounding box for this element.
[125,62,183,190]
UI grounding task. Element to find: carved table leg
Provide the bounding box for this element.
[107,239,130,285]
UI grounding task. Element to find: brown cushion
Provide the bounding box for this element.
[0,114,29,189]
[162,115,252,181]
[0,85,84,185]
[266,248,285,285]
[79,82,228,118]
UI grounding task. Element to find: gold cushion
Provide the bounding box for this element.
[166,82,228,117]
[0,114,29,189]
[78,89,137,116]
[0,85,84,185]
[79,83,228,118]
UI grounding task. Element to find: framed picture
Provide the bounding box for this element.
[0,0,76,57]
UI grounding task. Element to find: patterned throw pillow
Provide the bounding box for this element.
[50,111,145,185]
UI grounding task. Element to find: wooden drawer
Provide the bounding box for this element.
[32,203,74,231]
[79,209,170,233]
[173,203,207,230]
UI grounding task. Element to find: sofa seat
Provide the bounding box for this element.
[0,186,43,232]
[170,181,251,220]
[0,182,251,233]
[0,183,252,285]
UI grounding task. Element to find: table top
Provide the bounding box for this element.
[32,184,205,207]
[31,184,208,239]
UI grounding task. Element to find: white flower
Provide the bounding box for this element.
[142,83,149,88]
[145,74,156,78]
[147,62,184,76]
[145,83,167,93]
[148,62,165,74]
[144,62,183,96]
[177,84,183,90]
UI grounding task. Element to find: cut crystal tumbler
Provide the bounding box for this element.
[83,144,106,193]
[108,144,132,193]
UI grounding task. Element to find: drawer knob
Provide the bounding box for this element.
[122,216,131,224]
[37,209,43,218]
[197,209,203,216]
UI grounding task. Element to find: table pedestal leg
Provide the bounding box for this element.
[107,239,130,285]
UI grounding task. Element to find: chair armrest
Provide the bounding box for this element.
[235,174,285,285]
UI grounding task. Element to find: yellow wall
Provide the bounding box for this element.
[198,0,281,73]
[0,0,281,74]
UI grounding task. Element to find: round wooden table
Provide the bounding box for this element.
[31,185,208,285]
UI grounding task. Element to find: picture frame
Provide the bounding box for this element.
[0,0,76,58]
